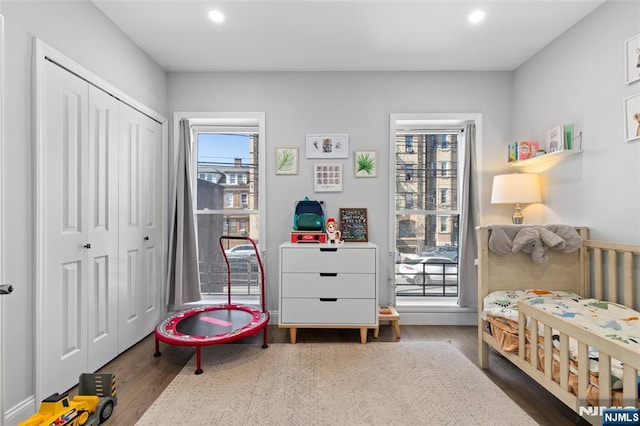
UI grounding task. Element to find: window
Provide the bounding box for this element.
[405,193,413,209]
[405,136,413,153]
[392,117,463,300]
[405,164,413,181]
[181,112,265,301]
[225,193,234,208]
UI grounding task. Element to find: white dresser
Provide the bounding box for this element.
[278,242,378,343]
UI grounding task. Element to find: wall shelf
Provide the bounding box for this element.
[509,148,582,167]
[509,131,582,167]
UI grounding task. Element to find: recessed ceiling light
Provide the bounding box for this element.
[208,10,225,24]
[468,9,486,24]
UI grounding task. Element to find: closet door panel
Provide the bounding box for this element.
[141,119,162,318]
[86,86,119,372]
[118,103,162,350]
[42,60,89,397]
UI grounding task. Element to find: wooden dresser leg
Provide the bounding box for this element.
[360,327,368,344]
[289,327,297,344]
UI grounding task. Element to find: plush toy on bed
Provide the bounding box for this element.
[325,217,342,244]
[489,224,583,264]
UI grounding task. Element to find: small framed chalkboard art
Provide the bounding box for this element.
[339,208,368,242]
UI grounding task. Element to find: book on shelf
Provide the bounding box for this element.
[564,124,574,150]
[546,125,564,153]
[508,141,540,162]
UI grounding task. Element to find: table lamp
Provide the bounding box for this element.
[490,173,542,224]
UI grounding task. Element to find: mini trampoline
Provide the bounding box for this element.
[154,236,269,374]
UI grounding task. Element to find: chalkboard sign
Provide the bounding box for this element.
[339,208,368,242]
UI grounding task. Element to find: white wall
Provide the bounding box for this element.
[2,0,636,422]
[0,1,167,422]
[511,0,640,242]
[169,71,513,312]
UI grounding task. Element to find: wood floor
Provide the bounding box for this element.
[71,324,589,425]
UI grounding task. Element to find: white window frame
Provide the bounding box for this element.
[389,112,483,306]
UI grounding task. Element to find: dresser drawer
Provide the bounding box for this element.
[280,298,376,325]
[281,273,375,298]
[281,246,375,273]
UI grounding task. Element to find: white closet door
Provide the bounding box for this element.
[86,85,120,372]
[42,60,90,396]
[118,103,162,350]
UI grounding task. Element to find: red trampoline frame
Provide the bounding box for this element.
[154,236,269,374]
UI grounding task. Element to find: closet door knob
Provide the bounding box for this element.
[83,243,92,249]
[144,236,150,241]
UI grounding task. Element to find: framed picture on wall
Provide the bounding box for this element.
[275,147,299,175]
[306,134,349,158]
[313,163,343,192]
[624,33,640,85]
[354,150,377,177]
[623,92,640,142]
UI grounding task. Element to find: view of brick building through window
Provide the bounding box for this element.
[395,132,460,297]
[195,133,261,297]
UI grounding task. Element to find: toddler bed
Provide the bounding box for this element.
[477,225,640,425]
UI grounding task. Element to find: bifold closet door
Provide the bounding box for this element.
[86,85,120,373]
[41,62,119,396]
[118,102,163,351]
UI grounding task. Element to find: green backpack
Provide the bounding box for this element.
[293,197,325,231]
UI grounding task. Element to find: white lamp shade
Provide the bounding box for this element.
[491,173,542,204]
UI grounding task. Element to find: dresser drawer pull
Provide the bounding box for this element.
[319,247,338,252]
[319,298,338,302]
[319,272,338,277]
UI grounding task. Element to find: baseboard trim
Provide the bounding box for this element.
[393,310,476,325]
[5,395,36,425]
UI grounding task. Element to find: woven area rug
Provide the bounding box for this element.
[137,342,536,425]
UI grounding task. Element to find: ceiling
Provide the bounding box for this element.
[91,0,606,72]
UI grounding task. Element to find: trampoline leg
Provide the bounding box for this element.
[153,337,161,357]
[195,346,203,375]
[262,326,269,349]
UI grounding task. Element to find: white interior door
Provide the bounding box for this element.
[118,103,162,350]
[37,40,166,402]
[41,63,122,395]
[86,85,120,372]
[0,14,5,426]
[42,60,90,396]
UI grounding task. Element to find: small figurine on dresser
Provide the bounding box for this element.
[325,217,343,244]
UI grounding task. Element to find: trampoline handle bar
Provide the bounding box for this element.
[219,236,266,311]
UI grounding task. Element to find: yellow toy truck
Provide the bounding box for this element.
[19,373,117,426]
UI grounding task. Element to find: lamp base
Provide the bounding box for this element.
[512,203,524,224]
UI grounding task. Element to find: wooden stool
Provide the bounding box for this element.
[374,306,401,339]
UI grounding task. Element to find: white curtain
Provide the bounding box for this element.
[167,119,201,307]
[458,123,479,308]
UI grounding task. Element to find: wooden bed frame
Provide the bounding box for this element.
[476,226,640,425]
